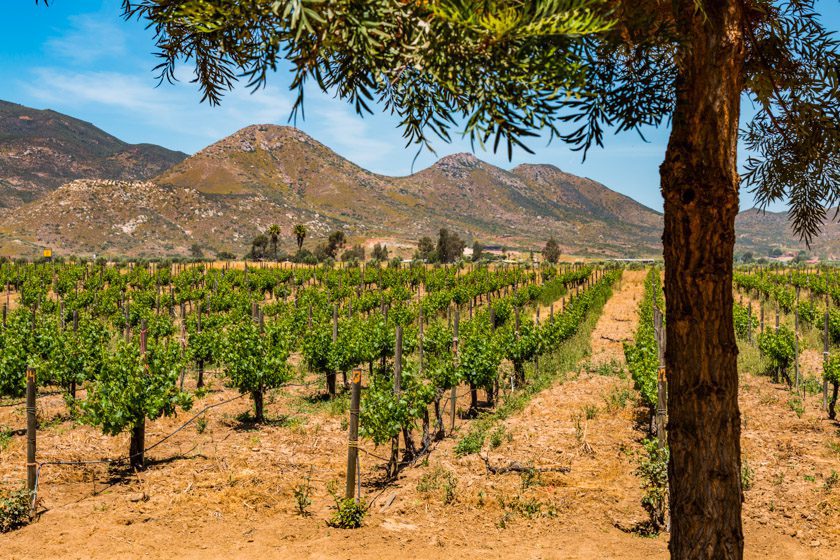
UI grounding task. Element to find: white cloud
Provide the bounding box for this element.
[305,103,397,169]
[44,14,128,64]
[23,66,293,152]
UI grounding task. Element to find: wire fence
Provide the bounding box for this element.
[13,274,609,518]
[23,378,484,516]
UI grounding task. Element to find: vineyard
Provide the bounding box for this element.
[0,261,838,558]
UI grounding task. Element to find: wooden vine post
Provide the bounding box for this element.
[794,287,800,389]
[124,300,131,343]
[196,303,204,388]
[534,306,541,374]
[418,306,424,375]
[70,310,79,400]
[450,309,460,434]
[489,307,498,406]
[345,367,362,501]
[387,326,404,478]
[759,303,764,334]
[130,320,148,470]
[179,319,187,391]
[747,303,753,344]
[26,367,37,504]
[653,304,667,450]
[512,306,521,389]
[774,305,780,383]
[328,304,338,397]
[824,304,830,412]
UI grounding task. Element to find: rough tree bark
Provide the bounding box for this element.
[197,359,205,389]
[326,370,337,398]
[129,419,145,470]
[661,1,745,558]
[252,390,265,423]
[433,396,445,440]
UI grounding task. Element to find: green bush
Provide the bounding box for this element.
[636,438,669,535]
[624,268,663,409]
[757,325,796,372]
[327,497,366,529]
[741,459,754,491]
[83,338,192,439]
[733,302,757,340]
[824,355,840,419]
[220,317,294,421]
[0,488,31,533]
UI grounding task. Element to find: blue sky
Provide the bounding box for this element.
[1,0,838,213]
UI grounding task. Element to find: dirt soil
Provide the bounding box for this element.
[1,270,838,559]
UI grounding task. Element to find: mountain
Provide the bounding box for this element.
[0,122,836,260]
[0,100,187,209]
[735,208,840,259]
[155,124,663,257]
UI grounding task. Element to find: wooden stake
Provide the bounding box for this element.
[418,307,424,375]
[26,367,37,500]
[653,305,667,449]
[747,303,752,344]
[824,303,830,412]
[450,310,460,434]
[760,304,764,334]
[345,368,362,500]
[794,287,800,389]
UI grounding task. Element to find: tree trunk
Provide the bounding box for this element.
[252,390,264,423]
[387,437,399,480]
[401,426,416,461]
[829,381,838,421]
[433,397,445,441]
[326,370,337,398]
[129,419,145,470]
[420,409,432,452]
[661,2,745,558]
[780,365,792,387]
[197,359,204,389]
[513,361,525,386]
[469,383,478,415]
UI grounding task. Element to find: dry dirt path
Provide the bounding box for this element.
[588,269,646,367]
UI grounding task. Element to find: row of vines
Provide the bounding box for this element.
[0,260,615,471]
[734,267,840,419]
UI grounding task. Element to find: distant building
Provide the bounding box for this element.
[610,258,656,264]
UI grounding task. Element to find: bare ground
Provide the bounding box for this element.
[0,270,838,559]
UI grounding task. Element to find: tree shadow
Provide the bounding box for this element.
[103,451,207,482]
[615,519,664,538]
[230,411,302,431]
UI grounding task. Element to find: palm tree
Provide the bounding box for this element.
[267,224,281,261]
[293,224,307,252]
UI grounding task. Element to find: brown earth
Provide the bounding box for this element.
[0,271,838,559]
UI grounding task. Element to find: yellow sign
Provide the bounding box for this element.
[43,249,52,258]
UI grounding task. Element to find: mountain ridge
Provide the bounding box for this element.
[0,99,188,209]
[0,105,837,259]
